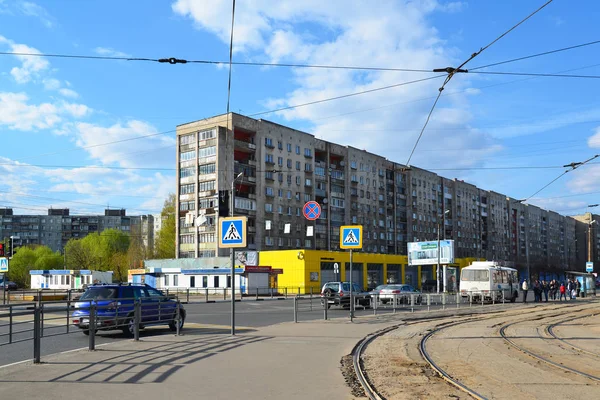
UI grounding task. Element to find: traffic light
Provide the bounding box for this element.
[0,243,4,257]
[5,240,11,258]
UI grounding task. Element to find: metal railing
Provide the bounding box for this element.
[292,290,520,322]
[2,288,85,305]
[0,296,184,364]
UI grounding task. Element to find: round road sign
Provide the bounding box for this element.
[303,201,321,221]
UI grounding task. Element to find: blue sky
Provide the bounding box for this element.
[0,0,599,217]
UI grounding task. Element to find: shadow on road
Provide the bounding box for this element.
[0,331,271,385]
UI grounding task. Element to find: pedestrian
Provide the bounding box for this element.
[559,282,567,301]
[567,279,575,300]
[549,280,555,300]
[552,280,558,300]
[576,279,582,298]
[533,280,541,302]
[542,280,549,302]
[522,279,529,303]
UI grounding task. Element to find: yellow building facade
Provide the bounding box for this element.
[258,249,478,294]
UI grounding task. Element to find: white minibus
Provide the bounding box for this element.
[460,261,519,302]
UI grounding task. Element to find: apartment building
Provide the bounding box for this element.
[0,208,141,253]
[175,113,589,275]
[573,212,600,267]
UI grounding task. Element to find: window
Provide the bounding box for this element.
[296,207,301,216]
[265,171,274,180]
[214,276,220,287]
[198,146,216,158]
[265,137,274,147]
[180,184,195,195]
[198,163,216,175]
[351,161,357,169]
[304,193,311,202]
[304,148,312,157]
[265,187,274,197]
[278,173,283,183]
[305,163,312,172]
[278,141,283,150]
[287,159,292,168]
[331,198,345,208]
[198,197,217,208]
[179,201,195,211]
[286,190,292,199]
[278,189,283,198]
[287,175,292,184]
[199,233,215,243]
[198,180,215,192]
[174,275,179,286]
[180,133,195,145]
[278,205,283,214]
[180,150,196,162]
[315,166,325,176]
[265,237,274,246]
[295,145,300,154]
[305,178,312,187]
[278,157,283,166]
[296,176,301,185]
[287,207,292,215]
[305,239,312,248]
[180,234,195,244]
[296,161,301,170]
[180,166,196,179]
[165,275,170,286]
[265,154,274,163]
[265,203,273,212]
[199,129,215,140]
[287,143,292,152]
[202,276,208,288]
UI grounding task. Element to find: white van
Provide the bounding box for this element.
[460,261,519,302]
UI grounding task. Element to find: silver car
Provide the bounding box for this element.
[379,284,422,305]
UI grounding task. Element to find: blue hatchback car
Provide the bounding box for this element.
[72,283,185,337]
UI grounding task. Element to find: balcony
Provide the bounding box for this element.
[315,188,326,197]
[234,139,256,152]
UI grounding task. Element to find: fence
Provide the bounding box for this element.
[0,296,184,364]
[293,289,522,322]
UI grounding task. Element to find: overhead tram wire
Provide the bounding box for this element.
[404,0,554,167]
[522,154,600,202]
[470,39,600,71]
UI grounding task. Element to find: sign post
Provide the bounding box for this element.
[0,258,8,305]
[218,216,247,335]
[340,226,362,321]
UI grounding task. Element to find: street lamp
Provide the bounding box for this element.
[437,209,450,293]
[9,236,20,259]
[588,219,597,267]
[230,171,244,336]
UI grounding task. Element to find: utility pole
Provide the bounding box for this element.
[588,219,597,264]
[230,171,243,336]
[437,209,450,293]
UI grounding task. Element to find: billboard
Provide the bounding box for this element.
[407,240,454,266]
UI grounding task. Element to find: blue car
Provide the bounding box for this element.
[72,283,185,337]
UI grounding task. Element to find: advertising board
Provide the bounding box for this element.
[407,240,454,266]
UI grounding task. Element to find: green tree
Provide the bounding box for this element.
[154,193,176,259]
[7,245,63,288]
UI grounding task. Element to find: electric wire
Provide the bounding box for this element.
[404,0,553,167]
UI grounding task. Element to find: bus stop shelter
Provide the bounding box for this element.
[565,271,596,297]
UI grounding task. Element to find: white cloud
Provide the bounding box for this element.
[74,120,176,168]
[58,88,79,98]
[43,78,61,90]
[94,47,131,58]
[567,165,600,194]
[9,43,50,83]
[588,126,600,148]
[0,92,90,131]
[18,1,55,28]
[172,1,501,168]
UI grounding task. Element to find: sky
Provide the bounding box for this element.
[1,0,600,217]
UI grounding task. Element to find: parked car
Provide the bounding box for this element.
[379,284,422,305]
[72,283,185,337]
[369,284,389,297]
[1,281,17,291]
[320,282,371,309]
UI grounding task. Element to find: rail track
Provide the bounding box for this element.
[546,313,600,358]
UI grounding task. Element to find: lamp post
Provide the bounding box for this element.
[588,219,597,266]
[437,209,450,294]
[230,171,243,336]
[9,236,19,259]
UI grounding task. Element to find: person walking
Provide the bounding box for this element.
[576,279,582,298]
[533,280,541,302]
[542,280,549,302]
[522,279,529,303]
[559,282,567,301]
[567,279,575,300]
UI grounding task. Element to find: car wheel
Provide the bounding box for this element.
[122,316,136,338]
[169,311,185,332]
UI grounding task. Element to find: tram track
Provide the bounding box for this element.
[546,313,600,358]
[351,302,599,399]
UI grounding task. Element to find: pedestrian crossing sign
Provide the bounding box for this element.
[340,225,362,249]
[0,257,8,272]
[218,217,247,248]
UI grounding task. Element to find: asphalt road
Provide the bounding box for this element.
[0,294,538,368]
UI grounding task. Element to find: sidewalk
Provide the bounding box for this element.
[0,314,400,400]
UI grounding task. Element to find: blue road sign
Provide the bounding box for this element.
[340,225,362,249]
[219,217,247,248]
[586,262,593,273]
[0,257,8,272]
[303,201,321,221]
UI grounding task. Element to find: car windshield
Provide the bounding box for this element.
[80,287,118,300]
